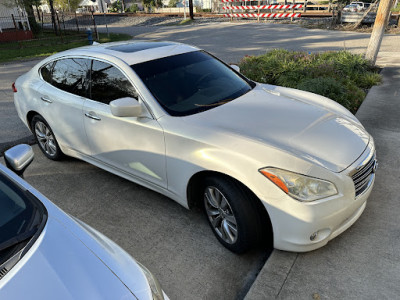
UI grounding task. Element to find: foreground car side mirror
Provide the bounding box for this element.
[230,64,240,73]
[110,97,142,118]
[4,144,34,177]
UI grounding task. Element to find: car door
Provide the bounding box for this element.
[37,58,91,155]
[83,59,167,188]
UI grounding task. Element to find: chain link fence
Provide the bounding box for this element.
[36,12,98,37]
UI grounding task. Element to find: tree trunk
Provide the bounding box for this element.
[189,0,194,20]
[36,6,41,21]
[365,0,392,64]
[49,0,58,35]
[24,3,38,33]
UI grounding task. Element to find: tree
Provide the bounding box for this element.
[365,0,393,64]
[53,0,81,11]
[31,0,42,21]
[188,0,193,19]
[47,0,58,35]
[168,0,179,7]
[142,0,162,12]
[110,1,122,12]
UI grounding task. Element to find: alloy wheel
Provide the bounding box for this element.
[35,121,57,157]
[204,186,238,244]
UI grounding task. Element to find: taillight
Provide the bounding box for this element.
[12,82,17,93]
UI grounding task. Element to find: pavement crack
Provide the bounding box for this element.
[276,253,299,298]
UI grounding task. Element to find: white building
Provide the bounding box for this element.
[79,0,109,13]
[0,2,30,31]
[161,0,212,9]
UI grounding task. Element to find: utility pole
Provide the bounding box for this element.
[365,0,392,64]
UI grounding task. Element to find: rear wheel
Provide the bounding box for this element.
[31,115,63,160]
[202,176,262,254]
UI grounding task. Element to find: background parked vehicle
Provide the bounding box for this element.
[343,4,359,12]
[0,145,168,300]
[344,2,371,12]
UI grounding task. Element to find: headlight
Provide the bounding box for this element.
[259,167,338,202]
[137,262,165,300]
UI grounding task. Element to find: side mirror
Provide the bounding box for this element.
[110,97,142,117]
[230,64,240,73]
[4,144,34,177]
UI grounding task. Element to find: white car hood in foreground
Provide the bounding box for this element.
[0,217,135,300]
[185,84,369,172]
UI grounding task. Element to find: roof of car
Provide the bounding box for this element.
[51,40,200,66]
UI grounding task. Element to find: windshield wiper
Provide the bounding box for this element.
[195,98,235,107]
[0,227,38,252]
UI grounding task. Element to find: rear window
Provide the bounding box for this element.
[40,62,54,84]
[51,58,91,98]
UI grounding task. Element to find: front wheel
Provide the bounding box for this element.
[202,177,262,254]
[31,115,63,160]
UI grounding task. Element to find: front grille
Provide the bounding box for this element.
[0,267,8,279]
[352,153,376,197]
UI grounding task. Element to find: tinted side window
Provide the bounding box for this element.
[90,60,137,105]
[51,58,90,97]
[40,62,54,84]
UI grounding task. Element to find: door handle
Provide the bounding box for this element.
[41,96,52,103]
[85,112,101,121]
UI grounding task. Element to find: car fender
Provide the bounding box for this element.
[162,123,314,209]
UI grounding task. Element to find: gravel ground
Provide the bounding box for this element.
[94,15,228,26]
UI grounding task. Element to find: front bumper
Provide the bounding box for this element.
[260,144,376,252]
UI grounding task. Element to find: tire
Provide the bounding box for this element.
[31,115,63,160]
[202,176,262,254]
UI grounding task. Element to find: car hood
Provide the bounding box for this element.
[0,217,135,300]
[184,84,369,172]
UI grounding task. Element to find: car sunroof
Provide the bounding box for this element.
[107,42,176,53]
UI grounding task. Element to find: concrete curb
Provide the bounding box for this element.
[245,251,298,299]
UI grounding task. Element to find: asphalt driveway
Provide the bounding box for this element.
[13,146,270,300]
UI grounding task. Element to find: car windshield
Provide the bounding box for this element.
[0,172,41,267]
[131,51,255,116]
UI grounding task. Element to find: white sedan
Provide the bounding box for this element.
[0,145,168,299]
[13,41,377,253]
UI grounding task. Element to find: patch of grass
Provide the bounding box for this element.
[0,32,132,63]
[179,19,194,25]
[391,3,400,12]
[239,49,381,113]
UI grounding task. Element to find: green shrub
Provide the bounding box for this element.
[239,50,381,113]
[110,1,122,12]
[297,77,346,103]
[168,0,179,7]
[391,3,400,12]
[353,72,382,89]
[194,6,212,12]
[127,4,139,12]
